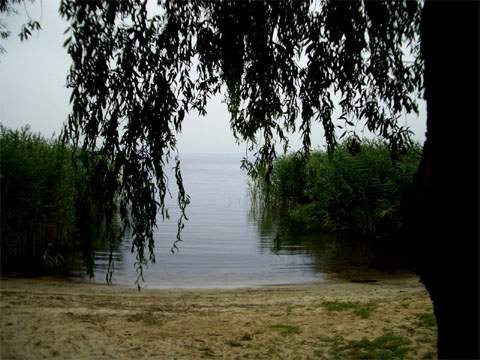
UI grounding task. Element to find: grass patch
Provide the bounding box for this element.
[346,334,412,359]
[416,312,436,328]
[270,323,301,336]
[326,333,412,359]
[323,301,377,319]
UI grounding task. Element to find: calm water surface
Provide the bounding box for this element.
[88,154,381,288]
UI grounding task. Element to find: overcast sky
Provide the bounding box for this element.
[0,1,426,155]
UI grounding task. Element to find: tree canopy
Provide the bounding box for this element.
[56,0,423,281]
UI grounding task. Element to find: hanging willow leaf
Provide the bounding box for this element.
[57,0,423,282]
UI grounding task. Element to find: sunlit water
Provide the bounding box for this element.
[84,154,395,289]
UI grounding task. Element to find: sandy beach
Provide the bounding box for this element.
[0,275,436,359]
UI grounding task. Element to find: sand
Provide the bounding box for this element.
[0,275,436,359]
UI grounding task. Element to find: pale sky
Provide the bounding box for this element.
[0,1,426,155]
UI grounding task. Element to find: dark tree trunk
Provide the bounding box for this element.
[414,1,479,358]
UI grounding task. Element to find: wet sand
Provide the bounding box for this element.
[0,275,436,359]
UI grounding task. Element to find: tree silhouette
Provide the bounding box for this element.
[412,2,478,358]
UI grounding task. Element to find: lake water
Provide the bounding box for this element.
[88,154,391,289]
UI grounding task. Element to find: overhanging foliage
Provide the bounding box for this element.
[58,0,423,280]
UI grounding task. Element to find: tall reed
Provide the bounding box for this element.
[0,126,120,275]
[252,139,422,241]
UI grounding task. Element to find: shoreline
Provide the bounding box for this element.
[1,266,417,290]
[0,275,436,359]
